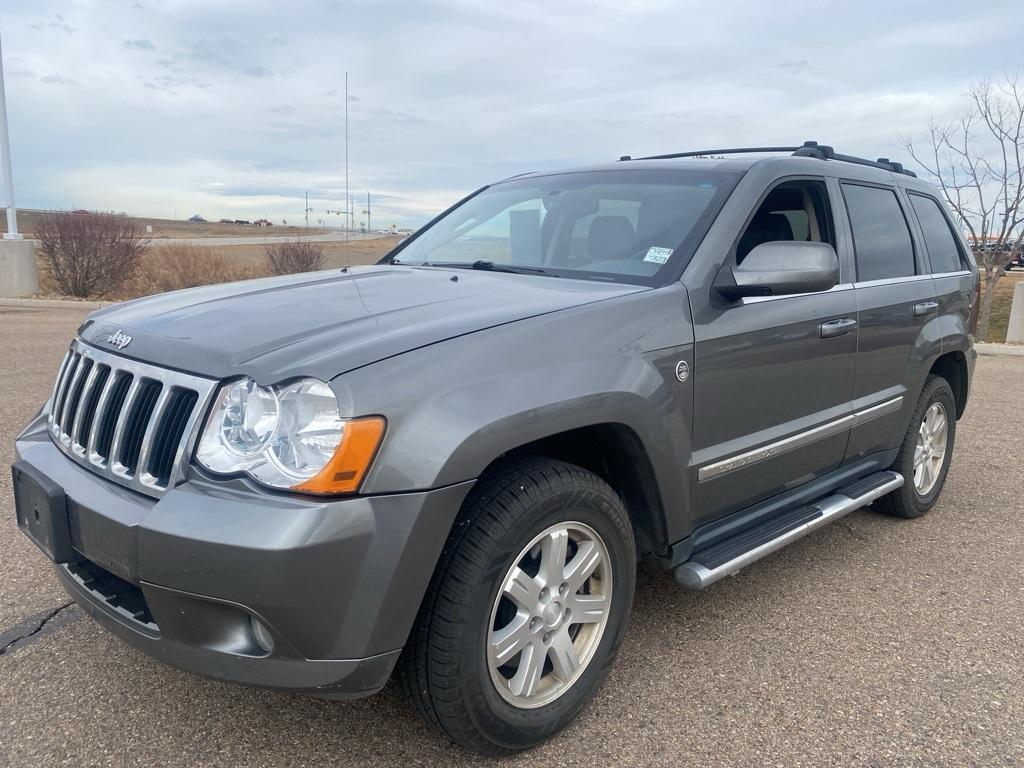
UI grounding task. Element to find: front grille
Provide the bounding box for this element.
[47,339,217,497]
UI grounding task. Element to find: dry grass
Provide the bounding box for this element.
[216,236,399,270]
[3,208,329,240]
[32,236,401,300]
[114,245,268,299]
[266,240,326,275]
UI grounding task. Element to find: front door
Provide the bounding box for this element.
[689,178,858,526]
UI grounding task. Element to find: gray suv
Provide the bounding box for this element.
[13,141,977,754]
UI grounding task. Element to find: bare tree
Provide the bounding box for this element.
[35,210,149,298]
[901,73,1024,340]
[265,239,325,275]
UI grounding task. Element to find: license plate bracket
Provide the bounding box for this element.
[12,460,75,563]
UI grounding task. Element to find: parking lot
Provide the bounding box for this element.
[1,302,1022,767]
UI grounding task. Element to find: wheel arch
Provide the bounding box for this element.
[493,423,671,561]
[928,350,969,418]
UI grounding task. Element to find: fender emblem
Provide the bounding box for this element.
[106,329,133,350]
[675,360,689,382]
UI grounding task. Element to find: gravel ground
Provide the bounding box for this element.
[1,304,1022,767]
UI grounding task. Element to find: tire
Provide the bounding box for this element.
[876,375,957,519]
[398,457,636,754]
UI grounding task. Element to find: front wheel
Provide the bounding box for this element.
[876,375,957,519]
[398,457,636,754]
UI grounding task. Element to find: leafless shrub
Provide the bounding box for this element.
[901,72,1024,339]
[265,239,326,275]
[119,245,263,298]
[35,210,149,297]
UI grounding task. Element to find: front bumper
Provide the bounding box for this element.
[14,412,474,698]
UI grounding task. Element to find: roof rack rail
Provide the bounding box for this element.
[620,140,917,177]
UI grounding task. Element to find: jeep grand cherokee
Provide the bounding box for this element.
[14,141,977,754]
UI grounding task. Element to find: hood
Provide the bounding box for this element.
[80,265,647,383]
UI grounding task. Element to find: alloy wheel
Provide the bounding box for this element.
[914,401,948,495]
[487,521,612,709]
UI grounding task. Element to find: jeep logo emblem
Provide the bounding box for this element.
[106,329,133,350]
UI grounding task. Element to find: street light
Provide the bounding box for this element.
[0,29,21,239]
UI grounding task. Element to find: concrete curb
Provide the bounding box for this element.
[975,342,1024,357]
[0,297,110,310]
[1007,281,1024,344]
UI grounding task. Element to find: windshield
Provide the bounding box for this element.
[390,168,741,284]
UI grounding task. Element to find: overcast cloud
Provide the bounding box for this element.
[1,0,1021,227]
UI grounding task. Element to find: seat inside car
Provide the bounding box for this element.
[588,215,636,262]
[736,185,810,261]
[737,210,795,260]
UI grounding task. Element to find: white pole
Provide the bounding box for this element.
[345,73,350,237]
[0,29,21,239]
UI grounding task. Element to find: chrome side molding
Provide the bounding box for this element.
[698,396,903,483]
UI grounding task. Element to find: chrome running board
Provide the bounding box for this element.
[674,471,904,591]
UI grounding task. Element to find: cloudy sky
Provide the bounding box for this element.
[1,0,1021,228]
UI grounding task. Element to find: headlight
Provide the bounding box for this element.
[195,377,384,494]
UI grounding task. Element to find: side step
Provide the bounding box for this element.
[674,471,903,590]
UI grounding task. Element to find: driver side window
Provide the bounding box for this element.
[736,179,835,263]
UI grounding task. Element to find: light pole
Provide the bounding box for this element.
[0,29,21,239]
[345,71,349,243]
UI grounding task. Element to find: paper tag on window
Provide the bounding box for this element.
[643,247,673,264]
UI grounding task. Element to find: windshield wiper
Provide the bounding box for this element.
[401,259,556,276]
[471,260,551,275]
[448,260,553,275]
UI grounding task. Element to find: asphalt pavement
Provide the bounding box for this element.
[1,303,1022,767]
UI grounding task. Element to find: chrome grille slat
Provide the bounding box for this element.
[87,369,123,465]
[70,362,103,455]
[168,392,207,485]
[49,351,73,423]
[62,358,94,441]
[136,387,174,489]
[53,353,81,437]
[117,380,163,474]
[108,376,143,477]
[46,339,218,498]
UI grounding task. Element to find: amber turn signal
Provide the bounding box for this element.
[294,416,386,495]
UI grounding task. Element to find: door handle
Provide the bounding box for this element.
[913,301,939,318]
[819,318,858,338]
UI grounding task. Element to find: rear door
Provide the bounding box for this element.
[905,191,976,352]
[840,181,939,462]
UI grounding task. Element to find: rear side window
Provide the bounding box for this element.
[909,193,965,273]
[842,183,916,281]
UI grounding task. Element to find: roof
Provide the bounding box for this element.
[505,142,936,191]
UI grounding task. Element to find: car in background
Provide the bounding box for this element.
[188,214,207,223]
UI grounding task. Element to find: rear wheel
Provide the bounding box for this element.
[877,375,957,519]
[398,457,636,754]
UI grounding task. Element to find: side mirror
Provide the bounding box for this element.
[716,241,839,300]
